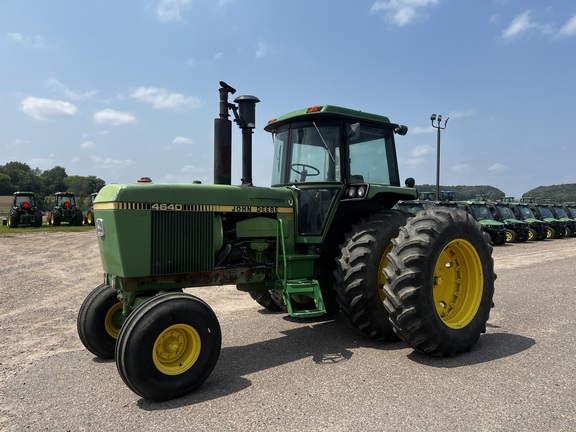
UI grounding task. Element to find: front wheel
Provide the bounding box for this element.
[77,284,123,359]
[383,208,495,357]
[115,292,222,401]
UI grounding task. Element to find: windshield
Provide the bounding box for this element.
[57,195,76,207]
[568,207,576,218]
[470,204,494,220]
[15,195,34,207]
[553,207,569,218]
[497,205,515,219]
[537,206,554,218]
[271,121,399,186]
[518,205,535,219]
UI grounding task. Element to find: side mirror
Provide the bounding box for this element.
[395,125,408,136]
[348,123,361,140]
[405,177,415,188]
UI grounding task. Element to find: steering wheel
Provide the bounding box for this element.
[291,163,320,182]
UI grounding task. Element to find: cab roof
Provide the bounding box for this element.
[264,105,397,132]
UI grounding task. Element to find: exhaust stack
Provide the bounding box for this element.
[214,82,235,185]
[234,95,260,186]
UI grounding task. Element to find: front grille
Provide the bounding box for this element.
[150,212,215,275]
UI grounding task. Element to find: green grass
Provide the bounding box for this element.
[0,222,95,235]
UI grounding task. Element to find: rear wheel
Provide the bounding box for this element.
[383,208,495,357]
[77,284,123,359]
[33,209,43,227]
[51,210,62,226]
[527,228,537,241]
[115,292,221,401]
[334,210,410,340]
[8,210,19,228]
[86,210,95,225]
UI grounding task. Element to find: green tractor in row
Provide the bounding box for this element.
[6,191,43,228]
[47,192,84,226]
[77,82,496,401]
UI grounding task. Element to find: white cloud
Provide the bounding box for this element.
[370,0,439,27]
[404,144,434,166]
[411,126,434,135]
[28,155,57,169]
[488,163,507,175]
[156,0,191,23]
[502,10,537,39]
[20,97,78,121]
[447,110,475,120]
[93,109,136,126]
[558,15,576,38]
[7,32,45,48]
[182,164,208,173]
[173,136,193,145]
[81,140,96,149]
[256,39,268,58]
[450,163,472,175]
[92,156,136,169]
[129,87,201,110]
[45,77,97,100]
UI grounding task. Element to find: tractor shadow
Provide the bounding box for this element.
[138,314,534,410]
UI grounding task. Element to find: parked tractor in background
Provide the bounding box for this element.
[6,191,43,228]
[48,192,84,226]
[77,82,495,401]
[437,200,506,245]
[547,203,576,237]
[84,192,98,226]
[504,199,548,241]
[488,202,529,243]
[523,199,566,239]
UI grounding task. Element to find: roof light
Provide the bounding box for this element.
[267,118,277,124]
[306,106,322,113]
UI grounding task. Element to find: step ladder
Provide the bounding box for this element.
[275,219,325,318]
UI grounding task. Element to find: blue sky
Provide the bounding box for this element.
[1,0,575,199]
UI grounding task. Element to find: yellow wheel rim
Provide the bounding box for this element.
[528,230,534,240]
[87,213,93,224]
[434,239,483,329]
[104,302,123,339]
[153,324,201,375]
[378,243,393,301]
[505,231,513,242]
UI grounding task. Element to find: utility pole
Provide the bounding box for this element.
[430,114,449,201]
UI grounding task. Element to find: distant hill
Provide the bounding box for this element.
[522,184,576,202]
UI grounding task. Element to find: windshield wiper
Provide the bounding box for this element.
[313,122,336,163]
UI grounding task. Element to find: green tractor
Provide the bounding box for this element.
[506,201,548,241]
[84,192,98,226]
[6,191,43,228]
[77,82,495,401]
[488,202,530,243]
[48,192,84,226]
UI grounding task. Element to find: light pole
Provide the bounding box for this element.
[430,114,449,201]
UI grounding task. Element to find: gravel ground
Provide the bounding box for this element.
[1,231,575,431]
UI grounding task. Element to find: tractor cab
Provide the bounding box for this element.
[14,193,36,209]
[265,105,415,238]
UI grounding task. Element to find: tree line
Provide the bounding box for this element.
[0,161,105,211]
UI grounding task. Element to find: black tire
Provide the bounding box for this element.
[8,210,19,228]
[383,207,495,357]
[527,228,537,241]
[248,289,283,312]
[77,284,123,359]
[52,210,62,226]
[334,210,410,340]
[33,209,43,227]
[505,229,517,243]
[71,209,83,226]
[115,292,222,401]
